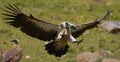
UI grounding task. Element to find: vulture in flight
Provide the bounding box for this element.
[2,4,110,57]
[0,39,22,62]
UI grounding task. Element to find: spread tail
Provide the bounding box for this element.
[45,42,69,57]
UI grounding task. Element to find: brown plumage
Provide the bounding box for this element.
[2,4,110,57]
[45,26,71,57]
[3,39,22,62]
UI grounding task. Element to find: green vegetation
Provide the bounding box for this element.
[0,0,120,62]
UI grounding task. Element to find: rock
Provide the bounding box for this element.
[76,50,113,62]
[76,52,100,62]
[102,58,120,62]
[97,21,120,34]
[25,55,30,59]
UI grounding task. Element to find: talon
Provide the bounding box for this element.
[76,39,84,46]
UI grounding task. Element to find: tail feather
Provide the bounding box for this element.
[45,42,69,57]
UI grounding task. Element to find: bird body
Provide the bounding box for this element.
[45,22,76,57]
[0,39,22,62]
[4,45,22,62]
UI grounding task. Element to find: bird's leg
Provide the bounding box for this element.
[76,39,84,46]
[69,35,83,46]
[69,34,77,43]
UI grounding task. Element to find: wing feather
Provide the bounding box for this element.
[72,10,111,38]
[71,20,99,38]
[2,4,59,41]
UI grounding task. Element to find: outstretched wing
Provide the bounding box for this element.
[2,4,59,41]
[72,10,111,38]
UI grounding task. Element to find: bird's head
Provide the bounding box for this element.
[60,22,77,30]
[10,39,19,44]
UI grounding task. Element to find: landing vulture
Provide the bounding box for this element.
[2,4,110,57]
[0,39,22,62]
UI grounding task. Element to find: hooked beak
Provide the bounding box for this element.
[10,39,19,44]
[64,22,77,30]
[68,23,77,30]
[68,22,77,30]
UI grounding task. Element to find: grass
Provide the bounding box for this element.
[0,0,120,62]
